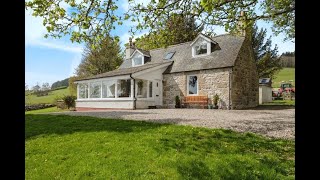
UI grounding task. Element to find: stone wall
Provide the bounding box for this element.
[231,34,259,109]
[163,68,231,109]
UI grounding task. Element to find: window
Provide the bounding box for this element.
[79,83,88,99]
[188,75,198,95]
[136,79,147,98]
[89,82,101,98]
[132,53,143,66]
[102,80,116,98]
[195,40,208,55]
[149,81,153,97]
[192,37,210,57]
[117,79,131,97]
[164,51,175,60]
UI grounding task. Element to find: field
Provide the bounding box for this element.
[25,87,70,105]
[272,68,295,88]
[26,114,295,179]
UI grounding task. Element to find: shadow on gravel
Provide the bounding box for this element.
[248,105,295,110]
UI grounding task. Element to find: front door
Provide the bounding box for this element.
[154,80,161,106]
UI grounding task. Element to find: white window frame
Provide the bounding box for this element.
[131,52,144,67]
[77,83,89,99]
[76,77,133,101]
[187,75,199,96]
[191,37,211,57]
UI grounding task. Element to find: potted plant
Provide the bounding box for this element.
[175,95,181,108]
[213,94,219,109]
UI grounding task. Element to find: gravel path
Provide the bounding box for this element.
[52,107,295,140]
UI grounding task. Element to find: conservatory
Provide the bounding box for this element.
[74,61,171,110]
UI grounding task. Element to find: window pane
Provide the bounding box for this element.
[133,54,143,66]
[90,82,101,98]
[117,79,131,97]
[137,79,147,98]
[79,84,88,99]
[102,80,116,98]
[188,76,198,95]
[149,81,153,97]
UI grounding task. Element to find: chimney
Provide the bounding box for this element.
[237,11,247,36]
[125,37,135,59]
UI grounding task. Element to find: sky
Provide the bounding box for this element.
[25,0,295,88]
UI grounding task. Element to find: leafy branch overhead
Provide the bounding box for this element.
[26,0,295,45]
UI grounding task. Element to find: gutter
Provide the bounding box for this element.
[130,74,136,110]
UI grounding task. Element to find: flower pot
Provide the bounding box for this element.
[175,105,181,108]
[213,105,218,109]
[208,105,213,109]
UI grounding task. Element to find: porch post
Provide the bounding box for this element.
[77,83,79,99]
[87,82,90,99]
[131,79,134,99]
[147,80,149,98]
[100,81,103,98]
[115,80,118,98]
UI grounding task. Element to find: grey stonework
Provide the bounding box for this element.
[162,34,258,110]
[163,68,231,109]
[230,33,259,109]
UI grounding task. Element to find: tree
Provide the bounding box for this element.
[76,35,123,77]
[281,51,295,57]
[69,76,80,96]
[32,83,41,92]
[133,13,203,50]
[25,0,295,46]
[25,83,28,91]
[51,78,69,89]
[41,82,50,91]
[252,23,282,79]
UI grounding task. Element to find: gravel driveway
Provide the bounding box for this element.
[53,107,295,140]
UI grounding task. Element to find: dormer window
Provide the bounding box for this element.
[132,53,143,66]
[195,40,208,55]
[131,49,150,67]
[190,34,217,57]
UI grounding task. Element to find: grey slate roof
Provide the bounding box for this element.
[119,34,245,73]
[76,61,172,81]
[136,48,150,57]
[78,33,245,82]
[150,34,245,73]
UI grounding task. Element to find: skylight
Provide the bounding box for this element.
[164,51,175,60]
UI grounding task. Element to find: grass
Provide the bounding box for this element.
[25,107,69,114]
[273,68,295,88]
[25,87,70,105]
[263,99,295,106]
[26,114,295,179]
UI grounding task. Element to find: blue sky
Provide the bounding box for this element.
[25,0,295,88]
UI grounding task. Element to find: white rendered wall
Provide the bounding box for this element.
[76,100,134,109]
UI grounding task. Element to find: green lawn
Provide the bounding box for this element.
[273,68,295,88]
[25,87,70,105]
[25,107,69,114]
[263,99,295,106]
[26,114,295,179]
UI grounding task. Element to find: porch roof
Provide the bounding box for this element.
[75,61,172,82]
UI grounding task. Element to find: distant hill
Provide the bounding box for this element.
[26,87,70,105]
[272,68,295,88]
[51,78,69,90]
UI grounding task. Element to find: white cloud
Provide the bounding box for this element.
[25,9,83,53]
